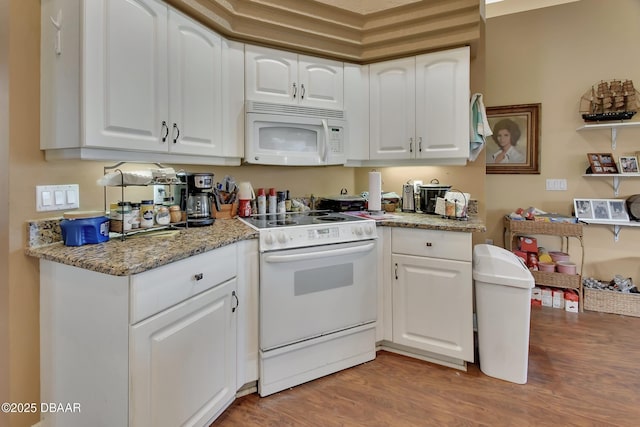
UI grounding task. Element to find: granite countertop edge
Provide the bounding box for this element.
[25,214,485,276]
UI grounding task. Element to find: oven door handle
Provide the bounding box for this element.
[263,242,375,263]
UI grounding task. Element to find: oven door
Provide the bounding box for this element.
[260,240,377,351]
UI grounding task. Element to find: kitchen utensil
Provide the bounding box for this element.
[402,183,416,212]
[419,179,451,214]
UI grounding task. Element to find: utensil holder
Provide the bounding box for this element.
[213,202,238,219]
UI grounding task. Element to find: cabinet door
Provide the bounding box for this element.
[392,254,473,361]
[168,10,223,156]
[130,279,237,427]
[245,45,297,104]
[369,57,416,160]
[298,55,344,109]
[415,47,470,160]
[84,0,169,151]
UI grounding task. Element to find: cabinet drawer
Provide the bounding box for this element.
[130,244,236,324]
[391,228,471,261]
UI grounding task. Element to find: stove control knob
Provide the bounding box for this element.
[277,232,287,244]
[364,225,374,235]
[264,233,274,246]
[354,226,363,236]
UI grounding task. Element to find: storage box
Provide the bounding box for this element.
[541,288,553,307]
[518,236,538,253]
[584,288,640,317]
[564,290,579,313]
[512,250,528,264]
[552,289,564,308]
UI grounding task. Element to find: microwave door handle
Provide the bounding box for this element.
[321,119,329,162]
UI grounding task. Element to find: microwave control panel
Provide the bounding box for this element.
[329,127,343,153]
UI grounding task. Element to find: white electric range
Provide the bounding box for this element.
[240,211,378,396]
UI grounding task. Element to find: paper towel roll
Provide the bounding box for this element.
[368,172,382,212]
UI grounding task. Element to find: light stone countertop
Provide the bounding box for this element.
[25,212,485,276]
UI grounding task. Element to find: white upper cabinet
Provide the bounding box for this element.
[367,46,470,164]
[245,45,344,109]
[369,57,416,160]
[167,9,223,156]
[40,0,243,164]
[415,47,470,161]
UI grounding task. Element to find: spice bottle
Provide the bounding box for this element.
[277,191,286,214]
[130,202,141,229]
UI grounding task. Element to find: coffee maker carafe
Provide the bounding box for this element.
[185,173,215,226]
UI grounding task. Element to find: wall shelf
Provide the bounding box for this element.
[577,121,640,150]
[582,173,640,196]
[579,219,640,242]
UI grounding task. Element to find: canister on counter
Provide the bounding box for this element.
[130,202,141,229]
[110,201,132,233]
[140,200,155,228]
[169,205,182,223]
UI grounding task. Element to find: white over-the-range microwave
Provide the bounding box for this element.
[245,101,347,166]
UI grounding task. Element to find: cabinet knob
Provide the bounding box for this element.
[425,242,433,247]
[194,273,203,281]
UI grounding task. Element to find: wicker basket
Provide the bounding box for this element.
[504,217,583,237]
[584,288,640,317]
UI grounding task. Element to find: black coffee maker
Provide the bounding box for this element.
[184,173,215,226]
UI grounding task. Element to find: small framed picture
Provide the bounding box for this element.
[573,199,593,219]
[608,200,630,221]
[574,198,630,222]
[619,156,639,174]
[587,153,619,174]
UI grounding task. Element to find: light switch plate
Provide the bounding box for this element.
[36,184,80,212]
[545,179,567,191]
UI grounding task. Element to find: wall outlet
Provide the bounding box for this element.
[485,238,494,245]
[545,179,567,191]
[36,184,80,212]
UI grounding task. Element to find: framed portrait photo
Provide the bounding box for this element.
[587,153,618,174]
[486,103,540,174]
[619,155,639,174]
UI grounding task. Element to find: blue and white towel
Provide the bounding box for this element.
[469,93,493,161]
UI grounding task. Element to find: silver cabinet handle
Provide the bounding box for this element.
[394,263,398,280]
[172,123,180,144]
[194,273,203,281]
[300,83,305,99]
[409,137,413,153]
[292,82,297,98]
[418,136,423,152]
[425,242,433,247]
[161,121,169,142]
[232,290,239,313]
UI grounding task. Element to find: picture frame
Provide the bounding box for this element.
[619,155,639,174]
[573,198,630,222]
[486,103,541,174]
[586,153,619,174]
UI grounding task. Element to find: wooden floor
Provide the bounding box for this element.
[212,306,640,426]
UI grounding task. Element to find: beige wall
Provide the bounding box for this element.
[1,0,10,425]
[485,0,640,280]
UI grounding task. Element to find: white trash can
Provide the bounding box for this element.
[473,244,535,384]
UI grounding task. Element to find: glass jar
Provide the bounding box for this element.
[156,205,170,225]
[169,205,182,223]
[130,202,141,229]
[140,200,155,228]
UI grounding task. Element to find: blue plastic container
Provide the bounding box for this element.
[60,215,110,246]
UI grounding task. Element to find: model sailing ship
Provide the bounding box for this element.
[580,79,640,122]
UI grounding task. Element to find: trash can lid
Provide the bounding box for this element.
[472,244,534,288]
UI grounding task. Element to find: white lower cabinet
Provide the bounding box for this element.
[39,245,240,427]
[130,280,236,426]
[382,228,474,367]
